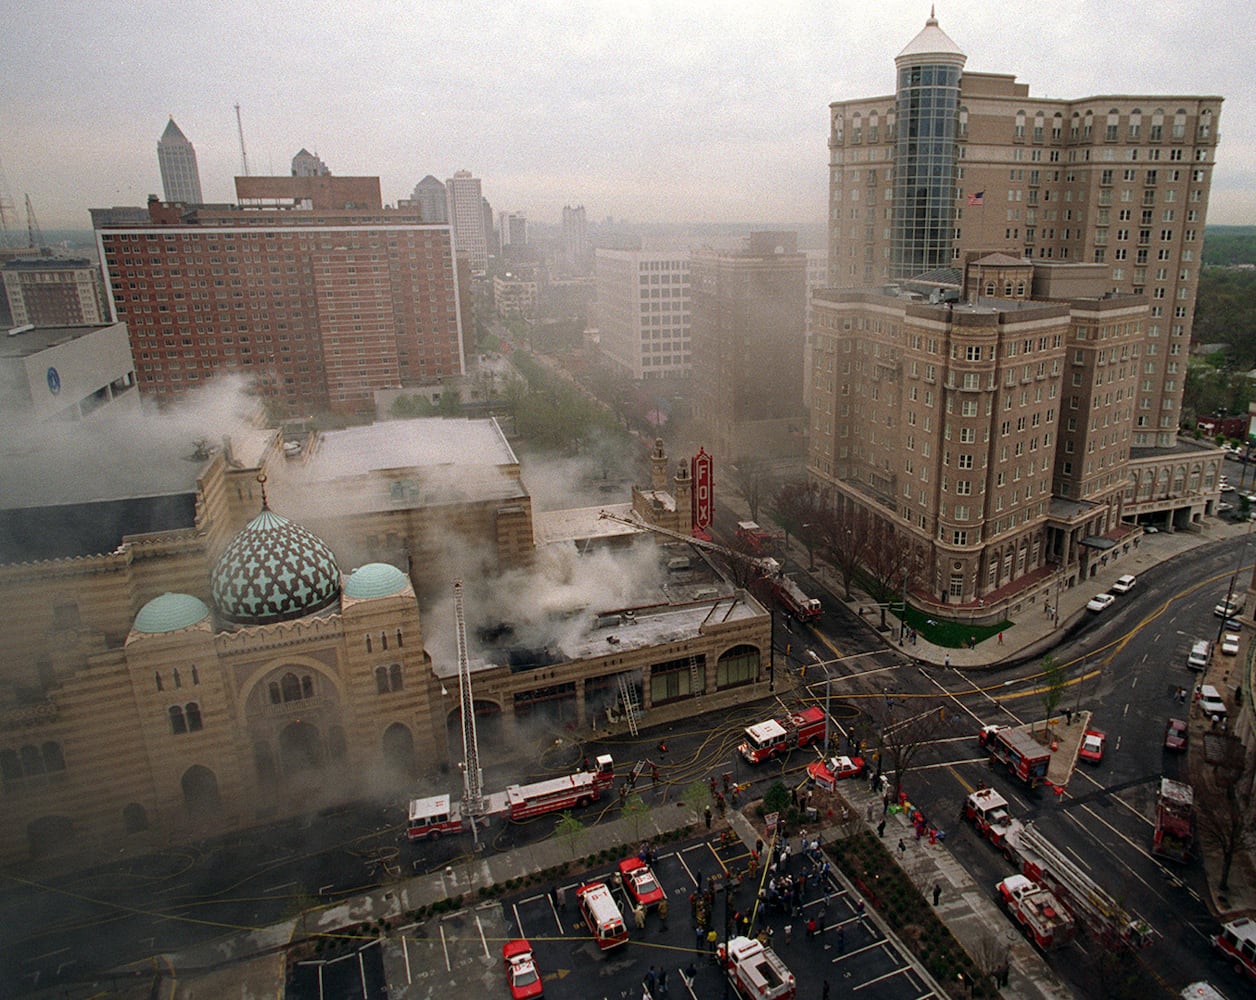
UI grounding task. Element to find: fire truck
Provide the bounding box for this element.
[407,794,489,841]
[762,564,822,622]
[979,725,1051,788]
[1152,778,1194,863]
[738,706,827,763]
[718,935,796,1000]
[1214,916,1256,984]
[963,787,1022,852]
[503,754,615,821]
[965,795,1156,951]
[736,521,782,556]
[995,874,1075,950]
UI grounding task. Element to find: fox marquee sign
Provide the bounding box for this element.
[691,447,712,534]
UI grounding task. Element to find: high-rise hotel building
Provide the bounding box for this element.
[827,13,1221,448]
[594,249,691,380]
[95,176,464,416]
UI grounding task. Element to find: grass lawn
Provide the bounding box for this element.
[891,603,1011,649]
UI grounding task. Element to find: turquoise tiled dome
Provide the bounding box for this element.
[134,592,211,633]
[344,563,409,600]
[210,507,341,626]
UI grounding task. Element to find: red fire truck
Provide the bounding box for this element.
[504,754,615,821]
[738,707,827,764]
[719,935,796,1000]
[765,570,822,622]
[996,874,1075,950]
[1214,916,1256,984]
[963,787,1022,852]
[1152,777,1194,863]
[979,725,1051,788]
[407,794,489,841]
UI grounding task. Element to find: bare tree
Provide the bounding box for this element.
[867,695,948,799]
[771,479,827,568]
[861,517,927,632]
[817,503,873,601]
[1195,734,1252,891]
[727,457,774,523]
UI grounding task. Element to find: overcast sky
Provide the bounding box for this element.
[3,1,1251,232]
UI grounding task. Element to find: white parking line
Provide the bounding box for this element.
[474,912,490,957]
[439,922,451,972]
[402,935,412,984]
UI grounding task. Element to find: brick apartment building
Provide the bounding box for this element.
[94,176,465,416]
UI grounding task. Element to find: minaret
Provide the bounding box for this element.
[157,117,204,205]
[891,10,966,279]
[650,437,668,492]
[673,461,693,534]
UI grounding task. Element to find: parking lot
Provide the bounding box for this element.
[376,831,939,999]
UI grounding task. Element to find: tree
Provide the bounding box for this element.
[868,696,948,799]
[553,810,587,859]
[818,504,874,601]
[1039,654,1065,735]
[621,791,651,842]
[389,393,437,419]
[682,780,712,819]
[1195,734,1252,891]
[861,517,927,632]
[728,457,774,523]
[771,479,827,568]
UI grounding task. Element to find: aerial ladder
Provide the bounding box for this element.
[453,581,485,848]
[597,509,778,574]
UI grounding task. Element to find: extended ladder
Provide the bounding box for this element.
[617,671,641,736]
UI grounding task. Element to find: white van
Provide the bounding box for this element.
[1187,640,1211,671]
[1214,592,1246,617]
[576,881,628,950]
[1199,684,1228,720]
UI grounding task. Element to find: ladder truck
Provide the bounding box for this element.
[738,706,827,764]
[718,935,797,1000]
[995,874,1075,950]
[1003,822,1156,951]
[962,787,1023,852]
[598,509,822,620]
[1152,777,1194,863]
[979,725,1051,789]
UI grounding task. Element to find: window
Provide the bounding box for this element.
[375,664,404,694]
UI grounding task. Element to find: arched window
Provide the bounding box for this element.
[1128,109,1142,139]
[301,675,314,699]
[396,628,404,648]
[375,666,390,695]
[1051,112,1063,140]
[42,742,65,772]
[281,672,302,702]
[1033,111,1045,143]
[380,631,388,651]
[851,112,862,143]
[1083,110,1094,138]
[155,672,163,692]
[191,665,199,686]
[1070,112,1081,139]
[0,749,22,786]
[366,635,372,653]
[1106,109,1120,142]
[185,703,203,732]
[716,644,760,689]
[169,705,187,734]
[389,663,403,691]
[173,667,181,689]
[1150,108,1164,141]
[1014,110,1026,139]
[268,681,281,704]
[1172,109,1186,140]
[985,281,996,296]
[1199,109,1213,139]
[868,110,879,142]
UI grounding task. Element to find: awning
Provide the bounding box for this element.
[1079,536,1116,550]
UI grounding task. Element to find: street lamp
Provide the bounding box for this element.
[806,649,887,752]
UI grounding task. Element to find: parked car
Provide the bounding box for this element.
[1224,617,1243,632]
[1078,729,1106,763]
[806,754,866,790]
[1217,502,1234,512]
[1215,593,1246,617]
[617,856,665,909]
[503,939,544,1000]
[1187,639,1211,670]
[1111,574,1137,594]
[1086,593,1116,612]
[1222,632,1241,655]
[1164,718,1188,751]
[1143,524,1160,533]
[1199,684,1228,720]
[1220,482,1236,492]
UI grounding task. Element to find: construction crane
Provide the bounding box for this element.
[234,103,250,177]
[24,194,43,250]
[452,580,485,847]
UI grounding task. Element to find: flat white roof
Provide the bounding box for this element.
[533,503,639,545]
[307,417,518,474]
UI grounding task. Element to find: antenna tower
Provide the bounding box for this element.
[234,103,250,177]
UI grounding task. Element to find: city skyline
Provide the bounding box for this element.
[2,1,1250,231]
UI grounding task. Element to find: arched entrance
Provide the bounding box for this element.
[180,765,221,822]
[279,721,323,774]
[381,722,416,779]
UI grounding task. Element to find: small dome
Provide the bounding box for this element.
[134,593,211,634]
[211,507,341,626]
[345,563,409,600]
[897,13,965,62]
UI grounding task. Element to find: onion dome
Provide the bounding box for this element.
[134,592,211,633]
[344,562,409,600]
[210,503,340,626]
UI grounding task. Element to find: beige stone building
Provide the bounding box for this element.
[0,417,771,866]
[828,12,1222,449]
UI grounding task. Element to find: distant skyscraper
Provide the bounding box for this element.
[291,149,330,177]
[411,175,447,223]
[445,170,488,273]
[499,211,527,248]
[482,196,498,258]
[594,249,690,381]
[156,117,204,205]
[562,205,589,274]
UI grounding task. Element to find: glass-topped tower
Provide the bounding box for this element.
[890,12,966,279]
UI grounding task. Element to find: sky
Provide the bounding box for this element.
[2,0,1252,232]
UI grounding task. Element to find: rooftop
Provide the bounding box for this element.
[0,322,123,360]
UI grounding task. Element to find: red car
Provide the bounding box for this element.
[806,754,866,791]
[1078,729,1106,764]
[1164,718,1188,752]
[502,939,544,999]
[617,856,665,909]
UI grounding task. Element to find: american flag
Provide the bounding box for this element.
[967,191,984,207]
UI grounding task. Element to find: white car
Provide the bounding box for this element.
[1111,574,1136,594]
[1086,593,1116,612]
[1222,632,1241,655]
[1220,483,1236,492]
[1218,502,1233,512]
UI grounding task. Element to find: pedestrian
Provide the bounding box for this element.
[1065,707,1073,726]
[898,838,907,854]
[806,916,817,938]
[645,965,657,992]
[556,885,566,910]
[836,925,845,952]
[784,922,792,945]
[755,837,764,856]
[658,967,669,997]
[704,804,712,830]
[706,928,718,952]
[634,903,646,930]
[876,818,886,838]
[882,791,890,815]
[658,898,669,929]
[695,925,705,952]
[856,899,865,921]
[998,631,1004,645]
[684,962,696,985]
[932,883,941,906]
[944,653,951,669]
